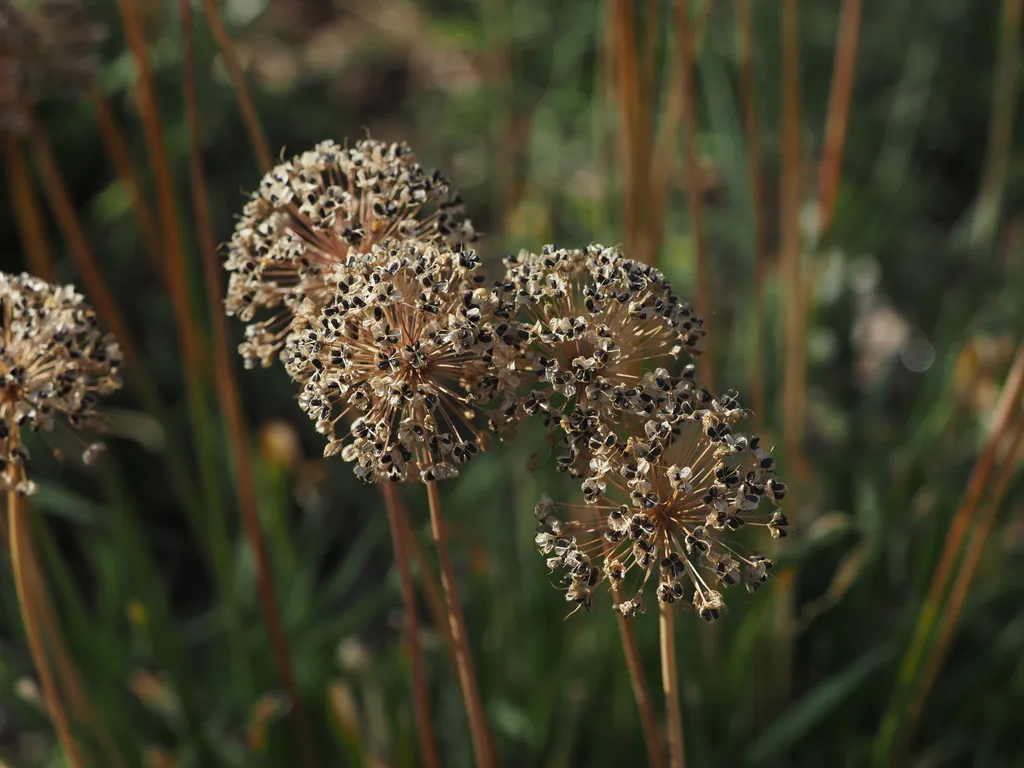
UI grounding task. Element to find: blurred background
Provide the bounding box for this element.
[1,0,1023,766]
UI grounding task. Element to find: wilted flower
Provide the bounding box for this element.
[0,271,122,494]
[534,386,788,621]
[493,243,704,473]
[0,0,106,133]
[224,138,475,369]
[285,239,520,483]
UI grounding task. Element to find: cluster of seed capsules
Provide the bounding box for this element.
[225,139,789,622]
[496,245,789,622]
[224,139,475,369]
[0,272,123,495]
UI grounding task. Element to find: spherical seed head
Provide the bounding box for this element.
[534,387,788,621]
[0,271,123,493]
[493,243,704,473]
[0,0,106,133]
[285,239,517,484]
[224,138,476,370]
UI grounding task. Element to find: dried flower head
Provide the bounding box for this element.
[534,386,788,621]
[493,243,704,473]
[0,0,106,133]
[224,138,476,369]
[0,271,122,494]
[284,239,519,483]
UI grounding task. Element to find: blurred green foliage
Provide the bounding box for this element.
[0,0,1023,766]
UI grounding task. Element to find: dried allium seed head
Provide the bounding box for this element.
[494,243,704,474]
[0,0,106,133]
[224,138,476,369]
[285,239,518,484]
[534,388,787,621]
[0,271,122,494]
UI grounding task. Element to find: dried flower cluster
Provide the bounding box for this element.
[533,386,788,621]
[0,0,106,133]
[224,138,475,369]
[283,239,519,483]
[225,139,790,622]
[0,272,122,495]
[492,244,704,470]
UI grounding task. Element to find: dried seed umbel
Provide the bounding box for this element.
[0,0,106,133]
[224,138,476,369]
[493,243,704,474]
[0,272,122,494]
[534,386,788,621]
[285,239,519,483]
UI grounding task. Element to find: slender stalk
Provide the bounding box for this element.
[25,540,125,768]
[179,2,316,764]
[909,417,1024,737]
[675,0,714,390]
[780,0,805,471]
[382,484,439,768]
[817,0,862,236]
[8,475,86,768]
[616,604,666,768]
[424,480,496,768]
[197,0,273,173]
[737,0,767,425]
[875,341,1024,764]
[3,133,54,281]
[88,81,164,276]
[117,0,249,705]
[648,22,681,272]
[390,488,455,659]
[115,0,206,381]
[660,600,685,768]
[607,0,645,262]
[20,96,141,375]
[19,94,211,558]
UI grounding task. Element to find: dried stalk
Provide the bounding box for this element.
[660,600,685,768]
[616,593,666,768]
[25,539,125,768]
[817,0,863,235]
[8,473,85,768]
[675,0,713,391]
[382,484,439,768]
[909,416,1024,736]
[876,341,1024,762]
[390,489,455,658]
[180,1,317,763]
[21,97,141,374]
[607,0,646,263]
[88,81,164,275]
[425,480,496,768]
[737,0,767,425]
[3,133,54,281]
[198,0,273,173]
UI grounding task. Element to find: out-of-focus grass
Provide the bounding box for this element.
[0,0,1021,766]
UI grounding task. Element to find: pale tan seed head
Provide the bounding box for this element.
[534,387,788,621]
[0,271,122,494]
[285,238,520,484]
[224,138,475,370]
